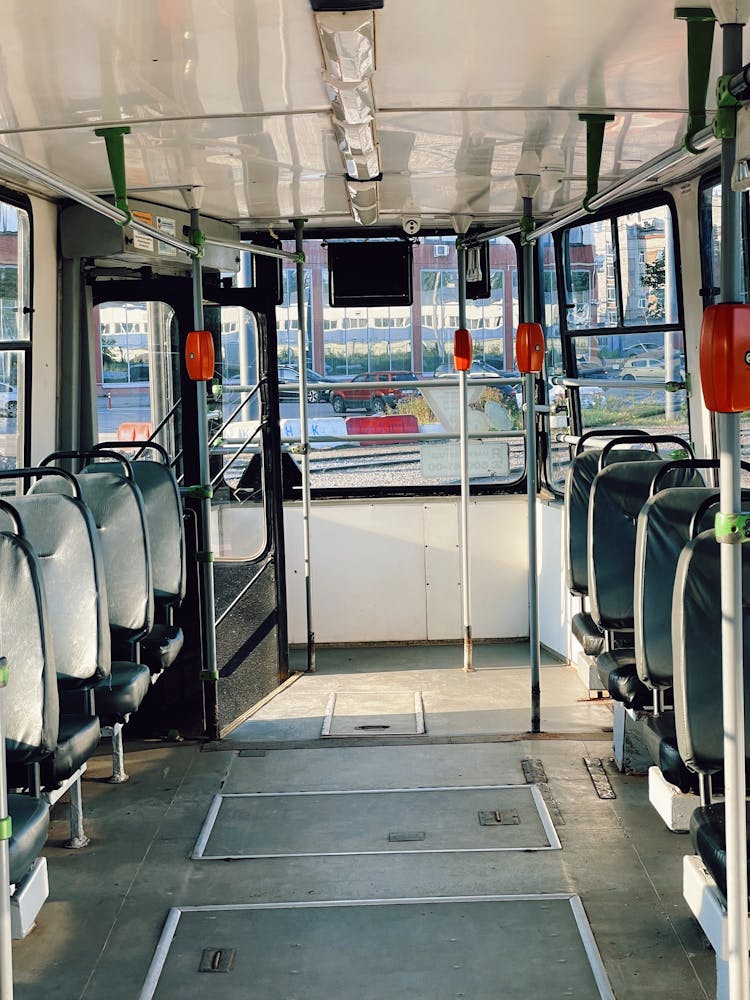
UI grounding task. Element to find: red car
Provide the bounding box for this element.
[329,371,417,414]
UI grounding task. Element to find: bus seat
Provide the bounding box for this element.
[672,530,750,778]
[589,460,704,708]
[673,530,750,905]
[7,792,49,938]
[85,456,186,671]
[32,469,163,665]
[633,487,719,794]
[0,529,100,848]
[564,447,658,659]
[7,491,151,782]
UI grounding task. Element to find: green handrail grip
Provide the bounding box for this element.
[714,74,740,139]
[184,484,213,499]
[0,655,7,688]
[675,8,716,154]
[519,213,536,247]
[189,226,206,259]
[200,669,220,681]
[715,511,750,542]
[0,816,11,841]
[579,114,615,212]
[197,550,215,563]
[669,448,690,460]
[94,126,132,222]
[295,250,306,264]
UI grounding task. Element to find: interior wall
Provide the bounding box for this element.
[283,496,529,645]
[29,196,58,463]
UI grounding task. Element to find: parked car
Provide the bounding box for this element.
[329,371,417,413]
[434,360,520,399]
[278,365,334,403]
[0,381,17,417]
[621,341,662,358]
[620,355,685,381]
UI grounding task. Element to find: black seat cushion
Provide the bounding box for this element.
[93,662,151,724]
[691,803,750,902]
[640,712,698,793]
[140,624,184,673]
[41,713,101,787]
[8,793,49,885]
[572,612,605,657]
[597,649,652,709]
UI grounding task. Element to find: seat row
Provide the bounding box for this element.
[3,443,186,938]
[564,428,750,995]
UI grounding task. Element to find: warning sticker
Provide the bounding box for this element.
[156,215,177,256]
[131,210,154,252]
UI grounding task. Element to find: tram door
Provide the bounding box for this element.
[90,278,288,741]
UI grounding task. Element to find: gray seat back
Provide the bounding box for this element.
[33,471,153,636]
[89,460,185,604]
[0,531,58,760]
[634,487,717,688]
[673,530,750,775]
[588,461,704,630]
[564,449,657,596]
[7,493,110,682]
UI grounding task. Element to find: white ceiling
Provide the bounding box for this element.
[0,0,739,231]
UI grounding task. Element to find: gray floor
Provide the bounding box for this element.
[10,643,715,999]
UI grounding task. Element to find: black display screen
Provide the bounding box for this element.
[328,241,413,307]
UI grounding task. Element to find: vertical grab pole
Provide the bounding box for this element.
[293,219,315,672]
[0,658,14,1000]
[716,14,749,998]
[187,201,219,701]
[522,197,541,734]
[457,241,474,672]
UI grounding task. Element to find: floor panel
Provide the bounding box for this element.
[141,896,613,1000]
[193,784,560,859]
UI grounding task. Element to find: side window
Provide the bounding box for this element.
[0,198,31,483]
[548,202,690,492]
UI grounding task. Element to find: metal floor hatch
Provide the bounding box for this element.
[192,784,561,860]
[321,690,426,737]
[139,895,614,1000]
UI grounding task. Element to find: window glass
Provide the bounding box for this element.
[564,221,617,330]
[0,199,30,481]
[215,236,524,491]
[95,301,177,455]
[550,202,690,490]
[617,205,678,326]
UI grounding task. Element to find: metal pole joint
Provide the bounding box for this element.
[715,510,750,541]
[189,226,206,258]
[715,74,741,138]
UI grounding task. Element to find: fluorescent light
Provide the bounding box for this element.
[346,179,379,225]
[315,11,375,83]
[314,8,381,221]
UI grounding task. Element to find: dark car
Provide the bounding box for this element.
[278,366,334,403]
[329,371,417,414]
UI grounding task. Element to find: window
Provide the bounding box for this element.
[212,235,525,494]
[549,198,689,491]
[0,197,31,480]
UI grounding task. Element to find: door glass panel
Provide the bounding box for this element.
[94,300,177,455]
[0,350,24,486]
[211,306,266,561]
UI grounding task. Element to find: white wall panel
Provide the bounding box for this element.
[284,501,427,646]
[537,500,573,661]
[29,196,57,464]
[284,496,529,646]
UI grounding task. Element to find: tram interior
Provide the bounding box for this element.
[4,2,750,999]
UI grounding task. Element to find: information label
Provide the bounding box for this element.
[131,210,154,252]
[420,440,510,480]
[156,215,177,256]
